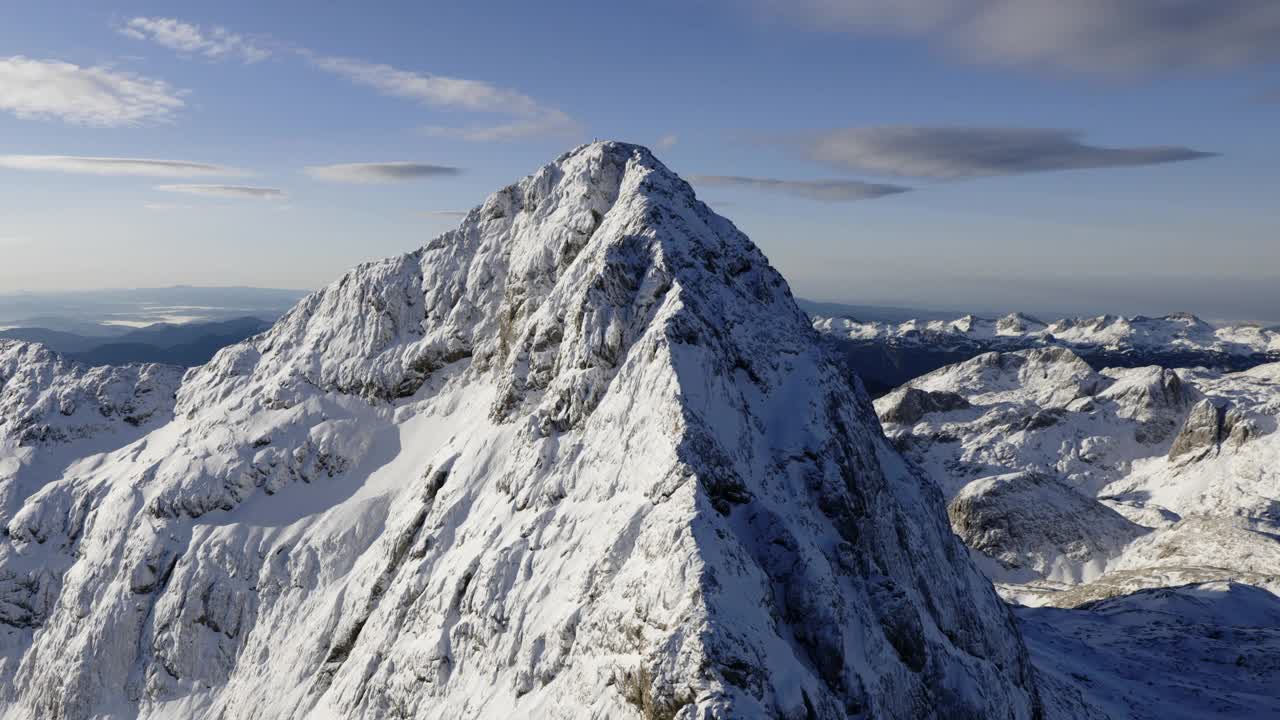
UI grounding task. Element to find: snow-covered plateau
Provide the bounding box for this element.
[1,142,1274,719]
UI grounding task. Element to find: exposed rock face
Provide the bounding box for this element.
[1168,399,1226,459]
[879,387,970,425]
[0,143,1041,719]
[947,473,1147,583]
[1097,366,1196,445]
[1168,399,1257,460]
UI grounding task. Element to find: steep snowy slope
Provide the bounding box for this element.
[0,341,183,676]
[875,346,1280,606]
[0,143,1041,719]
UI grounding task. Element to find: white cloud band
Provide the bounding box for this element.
[689,174,910,201]
[156,184,286,200]
[0,155,244,177]
[0,56,184,126]
[304,162,462,183]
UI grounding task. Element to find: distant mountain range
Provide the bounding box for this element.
[794,298,963,323]
[0,316,273,367]
[814,312,1280,396]
[0,285,306,336]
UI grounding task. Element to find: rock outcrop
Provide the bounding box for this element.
[948,472,1147,583]
[1168,398,1257,460]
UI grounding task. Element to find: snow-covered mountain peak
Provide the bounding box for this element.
[182,141,788,424]
[996,312,1047,335]
[1,144,1042,719]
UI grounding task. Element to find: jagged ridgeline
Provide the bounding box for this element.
[0,143,1041,719]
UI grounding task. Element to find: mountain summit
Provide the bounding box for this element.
[0,143,1040,719]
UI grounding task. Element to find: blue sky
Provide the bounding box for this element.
[2,1,1278,322]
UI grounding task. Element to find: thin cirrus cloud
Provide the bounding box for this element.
[305,162,462,184]
[306,54,580,141]
[760,0,1280,73]
[789,127,1214,179]
[0,154,244,177]
[114,16,578,141]
[688,175,911,202]
[0,56,184,126]
[156,184,286,200]
[119,17,271,63]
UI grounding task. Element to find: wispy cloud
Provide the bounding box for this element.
[304,162,462,183]
[0,56,184,126]
[761,0,1280,73]
[786,127,1214,179]
[0,154,243,177]
[689,174,910,202]
[156,184,286,200]
[119,17,271,63]
[112,15,577,141]
[656,134,679,150]
[308,54,579,141]
[419,117,577,142]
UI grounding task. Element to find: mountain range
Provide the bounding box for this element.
[816,312,1280,397]
[0,317,274,367]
